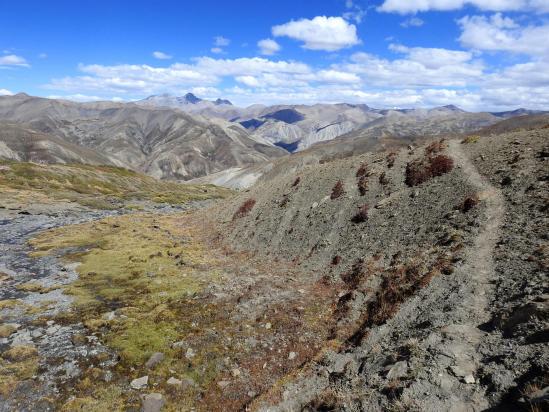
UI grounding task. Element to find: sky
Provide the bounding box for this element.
[1,0,549,111]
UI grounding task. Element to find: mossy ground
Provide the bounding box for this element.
[29,212,338,411]
[0,160,232,210]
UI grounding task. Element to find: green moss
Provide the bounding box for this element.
[60,386,126,412]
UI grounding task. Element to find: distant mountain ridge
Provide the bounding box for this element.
[137,93,547,153]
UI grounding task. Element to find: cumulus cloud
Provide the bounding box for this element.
[401,17,424,27]
[0,54,29,68]
[272,16,360,51]
[458,14,549,57]
[258,38,281,55]
[0,88,13,95]
[152,51,172,60]
[379,0,549,14]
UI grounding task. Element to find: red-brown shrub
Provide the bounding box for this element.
[232,198,256,220]
[357,176,368,196]
[459,194,479,212]
[351,204,369,223]
[429,154,454,177]
[356,163,369,178]
[330,180,345,199]
[386,152,397,168]
[405,154,454,186]
[332,255,342,265]
[379,172,389,185]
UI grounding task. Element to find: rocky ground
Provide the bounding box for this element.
[0,127,547,411]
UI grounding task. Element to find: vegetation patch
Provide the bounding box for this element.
[461,135,480,144]
[233,198,256,220]
[330,180,345,200]
[0,160,231,209]
[405,154,454,187]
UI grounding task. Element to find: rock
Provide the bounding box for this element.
[217,380,230,389]
[130,375,148,390]
[463,374,476,384]
[312,202,319,209]
[265,322,272,330]
[231,368,241,377]
[30,329,43,339]
[288,352,297,360]
[166,377,182,386]
[386,361,408,379]
[145,352,164,369]
[185,348,195,359]
[142,393,164,412]
[171,340,186,349]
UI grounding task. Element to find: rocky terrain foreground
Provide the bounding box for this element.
[0,126,547,411]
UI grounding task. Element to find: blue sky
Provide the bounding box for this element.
[1,0,549,110]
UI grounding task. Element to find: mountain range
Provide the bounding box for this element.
[0,92,546,184]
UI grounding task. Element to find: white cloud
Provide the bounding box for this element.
[46,93,125,102]
[389,44,474,68]
[379,0,549,14]
[343,0,366,23]
[235,75,261,87]
[258,38,281,55]
[152,51,172,60]
[272,16,360,51]
[214,36,230,47]
[401,17,424,27]
[458,14,549,57]
[0,54,29,68]
[210,47,224,54]
[38,53,48,59]
[0,88,13,95]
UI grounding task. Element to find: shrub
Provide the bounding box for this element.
[379,172,389,185]
[330,180,345,200]
[292,176,301,187]
[425,139,446,155]
[332,255,342,265]
[279,194,290,208]
[386,152,397,168]
[357,176,368,196]
[459,195,479,212]
[351,204,369,223]
[461,135,480,144]
[429,155,454,177]
[356,163,369,178]
[405,154,454,187]
[405,160,431,186]
[232,198,256,220]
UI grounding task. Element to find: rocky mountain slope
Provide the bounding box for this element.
[0,125,546,411]
[0,94,285,180]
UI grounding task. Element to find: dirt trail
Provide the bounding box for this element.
[408,139,506,410]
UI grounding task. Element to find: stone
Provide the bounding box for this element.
[288,351,297,360]
[71,333,87,345]
[463,374,476,384]
[265,322,272,330]
[217,380,230,389]
[185,348,195,359]
[312,202,319,209]
[231,368,241,377]
[166,377,182,386]
[142,393,164,412]
[130,375,148,390]
[145,352,164,369]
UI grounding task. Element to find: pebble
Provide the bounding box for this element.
[288,352,297,360]
[130,375,148,390]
